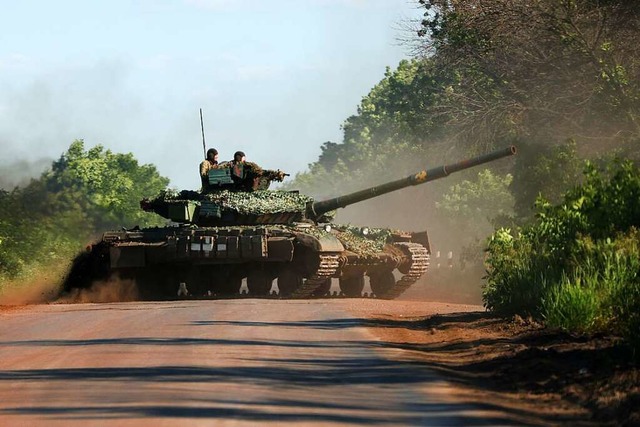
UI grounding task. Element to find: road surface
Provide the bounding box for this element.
[0,299,516,426]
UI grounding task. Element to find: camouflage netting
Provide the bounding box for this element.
[155,189,314,215]
[204,190,313,215]
[282,224,392,257]
[334,225,393,257]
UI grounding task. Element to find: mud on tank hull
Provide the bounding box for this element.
[62,223,430,300]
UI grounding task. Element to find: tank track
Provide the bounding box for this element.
[289,253,340,298]
[376,242,430,300]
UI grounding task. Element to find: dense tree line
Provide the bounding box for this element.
[290,0,640,347]
[293,0,639,219]
[418,0,640,148]
[0,140,168,283]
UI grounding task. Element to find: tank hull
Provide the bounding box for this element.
[63,224,430,300]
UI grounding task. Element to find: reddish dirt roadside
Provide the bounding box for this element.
[348,302,640,426]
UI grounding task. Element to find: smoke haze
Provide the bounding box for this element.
[0,1,424,190]
[0,158,52,190]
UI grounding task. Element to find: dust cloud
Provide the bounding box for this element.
[0,276,62,306]
[57,276,139,304]
[0,258,76,306]
[400,268,486,306]
[0,268,139,306]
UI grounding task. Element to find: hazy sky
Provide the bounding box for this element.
[0,0,422,189]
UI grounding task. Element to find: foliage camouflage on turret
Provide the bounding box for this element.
[155,189,313,215]
[204,190,313,215]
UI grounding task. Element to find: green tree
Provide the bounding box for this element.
[510,140,583,219]
[436,168,514,234]
[44,140,169,229]
[416,0,640,150]
[292,59,458,195]
[0,140,170,281]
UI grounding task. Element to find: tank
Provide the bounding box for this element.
[62,146,516,300]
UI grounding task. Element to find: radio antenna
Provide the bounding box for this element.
[200,108,207,159]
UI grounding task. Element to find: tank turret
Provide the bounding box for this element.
[142,146,516,226]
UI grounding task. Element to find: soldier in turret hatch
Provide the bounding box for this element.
[199,148,219,191]
[218,150,288,191]
[215,151,259,191]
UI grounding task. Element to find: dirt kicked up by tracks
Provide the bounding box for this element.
[347,299,640,426]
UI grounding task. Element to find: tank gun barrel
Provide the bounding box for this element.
[309,145,516,220]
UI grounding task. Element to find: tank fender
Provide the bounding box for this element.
[293,232,345,252]
[411,231,431,254]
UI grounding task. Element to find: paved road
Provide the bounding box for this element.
[0,299,513,426]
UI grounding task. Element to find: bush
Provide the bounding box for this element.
[484,159,640,352]
[605,231,640,352]
[483,228,558,315]
[542,272,602,333]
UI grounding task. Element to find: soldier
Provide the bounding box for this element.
[218,150,287,190]
[199,148,219,191]
[230,150,246,179]
[223,150,263,190]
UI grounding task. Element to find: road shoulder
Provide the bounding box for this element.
[354,306,639,426]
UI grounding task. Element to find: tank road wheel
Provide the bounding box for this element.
[369,271,396,297]
[129,269,155,300]
[186,266,213,297]
[277,269,303,297]
[131,266,186,300]
[311,279,332,298]
[217,274,242,296]
[339,275,365,297]
[247,271,273,296]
